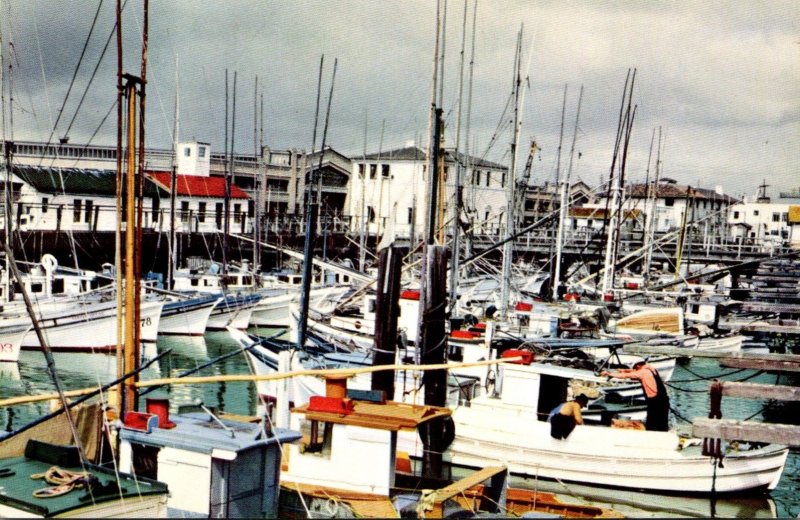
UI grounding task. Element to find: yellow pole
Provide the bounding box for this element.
[124,82,138,412]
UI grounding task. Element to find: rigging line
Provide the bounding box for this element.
[43,0,105,146]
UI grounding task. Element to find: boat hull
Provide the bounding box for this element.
[445,399,788,494]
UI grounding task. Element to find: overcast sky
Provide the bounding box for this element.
[2,1,798,199]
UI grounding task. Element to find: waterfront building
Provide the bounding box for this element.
[347,145,508,239]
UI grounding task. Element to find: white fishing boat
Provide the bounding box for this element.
[154,293,221,335]
[0,317,33,363]
[19,297,163,352]
[444,359,789,494]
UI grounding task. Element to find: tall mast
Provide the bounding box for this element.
[296,56,336,350]
[167,57,179,290]
[253,75,261,270]
[359,109,368,272]
[224,71,237,278]
[552,85,583,300]
[549,85,567,299]
[447,0,469,308]
[499,26,523,319]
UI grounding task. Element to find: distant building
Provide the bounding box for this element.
[728,185,799,245]
[593,178,738,238]
[347,145,508,239]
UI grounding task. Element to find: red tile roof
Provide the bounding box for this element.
[147,171,250,199]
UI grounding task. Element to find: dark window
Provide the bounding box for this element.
[198,202,206,222]
[73,200,82,222]
[152,196,160,222]
[772,212,780,222]
[181,201,189,222]
[84,200,93,223]
[486,172,491,187]
[367,206,376,223]
[234,203,242,223]
[184,147,191,157]
[501,172,506,188]
[42,198,49,213]
[381,164,390,178]
[358,164,365,179]
[733,211,740,219]
[369,164,377,179]
[665,198,675,207]
[215,203,223,228]
[407,207,413,224]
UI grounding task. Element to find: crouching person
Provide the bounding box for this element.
[548,394,589,439]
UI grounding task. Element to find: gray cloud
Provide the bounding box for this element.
[3,0,798,198]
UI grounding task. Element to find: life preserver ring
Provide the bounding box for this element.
[41,254,58,273]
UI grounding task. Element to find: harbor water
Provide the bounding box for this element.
[1,330,798,518]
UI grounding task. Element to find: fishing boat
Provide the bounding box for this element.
[0,317,33,363]
[152,292,221,336]
[278,373,622,518]
[444,357,789,494]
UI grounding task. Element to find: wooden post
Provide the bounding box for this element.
[371,244,408,400]
[419,244,449,479]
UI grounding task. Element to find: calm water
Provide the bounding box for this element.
[1,331,798,518]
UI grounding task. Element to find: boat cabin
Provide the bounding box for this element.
[118,399,300,518]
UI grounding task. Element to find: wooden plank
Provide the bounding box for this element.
[720,358,800,372]
[692,418,800,446]
[717,382,800,401]
[432,465,507,503]
[623,344,800,365]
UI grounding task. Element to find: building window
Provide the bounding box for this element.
[381,164,390,178]
[407,207,413,224]
[486,172,491,187]
[234,203,242,223]
[152,195,160,222]
[84,200,93,223]
[753,210,759,216]
[772,212,780,222]
[369,164,377,179]
[198,202,206,222]
[474,170,481,185]
[733,211,740,219]
[665,198,674,207]
[782,213,788,222]
[358,164,365,179]
[501,172,506,188]
[73,200,82,222]
[42,198,49,214]
[184,147,191,157]
[367,206,376,223]
[215,203,223,228]
[199,146,207,158]
[180,201,189,222]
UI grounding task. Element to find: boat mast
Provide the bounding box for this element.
[549,85,567,300]
[447,0,469,309]
[167,57,179,290]
[499,26,523,319]
[552,85,583,301]
[253,75,261,271]
[642,126,662,286]
[359,109,368,272]
[296,56,336,350]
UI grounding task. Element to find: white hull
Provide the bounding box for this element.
[0,319,33,362]
[157,297,220,335]
[446,396,788,493]
[250,286,350,327]
[206,300,258,330]
[696,334,744,353]
[21,300,163,352]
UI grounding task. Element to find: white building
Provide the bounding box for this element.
[728,193,798,244]
[347,145,508,239]
[2,141,251,235]
[593,178,738,238]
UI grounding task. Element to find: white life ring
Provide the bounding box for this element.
[41,254,58,273]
